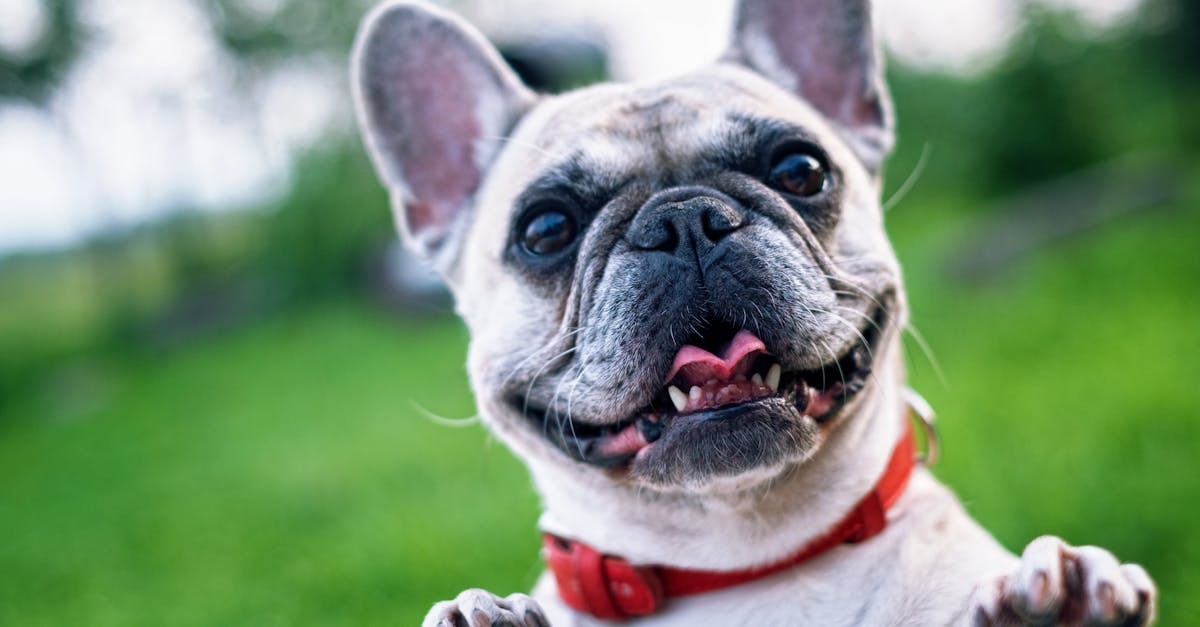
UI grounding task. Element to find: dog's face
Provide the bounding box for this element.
[354,0,904,494]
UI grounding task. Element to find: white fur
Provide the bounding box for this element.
[525,349,1017,626]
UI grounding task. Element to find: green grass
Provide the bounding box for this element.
[0,307,539,626]
[891,195,1200,623]
[2,196,1198,624]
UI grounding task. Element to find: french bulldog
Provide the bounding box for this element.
[351,0,1157,624]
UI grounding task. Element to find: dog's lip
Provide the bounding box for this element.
[518,304,887,469]
[537,396,795,469]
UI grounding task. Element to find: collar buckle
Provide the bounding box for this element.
[903,386,940,466]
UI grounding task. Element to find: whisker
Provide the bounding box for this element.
[827,312,888,393]
[522,345,579,422]
[883,142,931,212]
[544,338,597,451]
[787,296,838,391]
[561,370,588,447]
[816,334,845,393]
[497,326,586,391]
[904,322,948,389]
[481,134,571,162]
[410,401,481,428]
[826,276,890,309]
[827,313,875,363]
[834,304,884,335]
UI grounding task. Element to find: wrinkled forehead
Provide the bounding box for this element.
[509,65,847,181]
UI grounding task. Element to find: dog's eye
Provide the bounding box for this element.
[768,151,828,197]
[521,206,578,255]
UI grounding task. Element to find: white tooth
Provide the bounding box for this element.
[766,364,781,391]
[751,373,764,386]
[689,386,702,402]
[668,386,688,412]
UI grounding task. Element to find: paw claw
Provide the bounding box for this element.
[1022,569,1057,617]
[1095,582,1117,622]
[970,537,1156,627]
[424,590,550,627]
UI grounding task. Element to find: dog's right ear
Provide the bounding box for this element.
[724,0,893,173]
[352,1,535,272]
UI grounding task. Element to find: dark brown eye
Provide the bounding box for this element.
[768,151,828,196]
[521,206,577,255]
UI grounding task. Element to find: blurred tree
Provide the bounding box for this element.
[1147,0,1200,77]
[205,0,361,64]
[887,1,1198,201]
[0,0,84,103]
[260,145,392,301]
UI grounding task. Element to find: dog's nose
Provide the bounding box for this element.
[626,187,745,257]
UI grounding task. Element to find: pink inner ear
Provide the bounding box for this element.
[390,45,482,234]
[767,16,868,127]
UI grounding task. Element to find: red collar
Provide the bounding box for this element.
[542,420,916,621]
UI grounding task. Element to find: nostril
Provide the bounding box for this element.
[654,223,679,251]
[702,207,742,242]
[631,219,679,251]
[627,188,746,253]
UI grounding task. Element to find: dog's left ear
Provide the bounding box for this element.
[725,0,894,172]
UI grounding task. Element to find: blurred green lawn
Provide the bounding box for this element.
[2,184,1198,625]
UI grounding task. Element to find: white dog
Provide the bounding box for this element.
[352,0,1157,624]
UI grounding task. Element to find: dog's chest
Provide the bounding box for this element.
[533,474,1016,626]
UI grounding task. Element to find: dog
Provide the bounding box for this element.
[351,0,1157,624]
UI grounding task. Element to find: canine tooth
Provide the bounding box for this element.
[751,373,764,386]
[668,386,688,412]
[766,364,781,391]
[689,386,702,402]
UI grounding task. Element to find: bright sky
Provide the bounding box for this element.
[0,0,1140,254]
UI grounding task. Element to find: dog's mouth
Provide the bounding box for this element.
[518,306,887,471]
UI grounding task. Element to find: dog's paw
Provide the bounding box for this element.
[969,536,1156,626]
[422,589,550,627]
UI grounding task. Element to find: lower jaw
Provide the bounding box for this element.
[624,398,820,485]
[624,396,822,487]
[534,375,857,472]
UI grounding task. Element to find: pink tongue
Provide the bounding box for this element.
[665,330,768,387]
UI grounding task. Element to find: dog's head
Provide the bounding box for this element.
[354,0,904,494]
